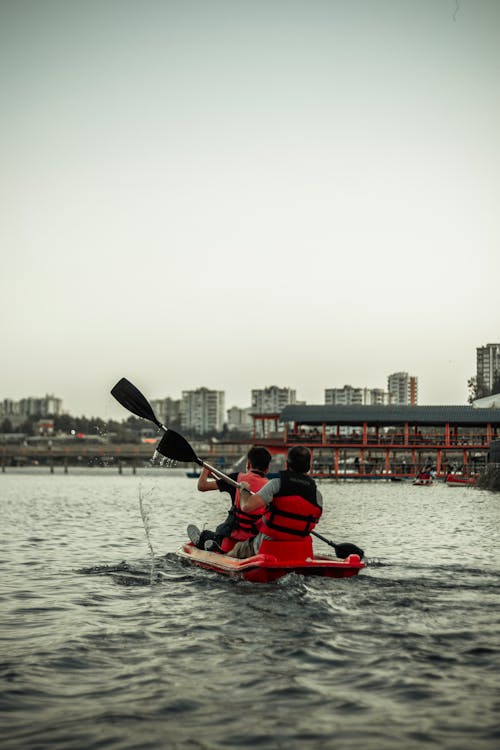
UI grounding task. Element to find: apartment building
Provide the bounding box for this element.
[181,388,225,434]
[1,394,62,418]
[251,386,297,413]
[324,385,389,405]
[226,405,253,432]
[387,372,418,405]
[476,342,500,395]
[149,397,182,427]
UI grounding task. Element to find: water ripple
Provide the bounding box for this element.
[1,475,499,749]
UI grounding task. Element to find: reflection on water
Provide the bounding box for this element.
[1,474,499,750]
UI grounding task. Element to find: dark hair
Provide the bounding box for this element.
[287,445,311,473]
[247,446,272,472]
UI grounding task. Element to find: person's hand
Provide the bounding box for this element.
[239,481,250,493]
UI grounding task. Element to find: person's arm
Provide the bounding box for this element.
[239,478,280,511]
[239,486,264,512]
[197,467,218,492]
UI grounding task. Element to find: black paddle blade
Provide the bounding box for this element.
[157,430,202,465]
[334,543,364,560]
[111,378,161,427]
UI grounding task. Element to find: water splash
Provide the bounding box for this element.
[149,448,177,468]
[161,457,177,468]
[139,485,156,585]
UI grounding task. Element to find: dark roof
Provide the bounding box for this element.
[279,404,500,427]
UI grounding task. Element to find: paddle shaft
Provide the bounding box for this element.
[196,458,240,485]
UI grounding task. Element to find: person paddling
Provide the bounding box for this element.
[226,445,323,559]
[187,446,272,552]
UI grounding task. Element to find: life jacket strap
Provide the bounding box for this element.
[265,508,317,537]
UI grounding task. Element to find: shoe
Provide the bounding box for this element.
[187,524,201,547]
[204,539,223,554]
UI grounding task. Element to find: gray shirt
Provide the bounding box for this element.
[258,476,323,507]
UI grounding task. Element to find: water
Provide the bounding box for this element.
[1,471,499,750]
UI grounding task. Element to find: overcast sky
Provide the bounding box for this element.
[1,0,499,420]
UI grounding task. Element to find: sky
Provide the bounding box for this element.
[1,0,499,421]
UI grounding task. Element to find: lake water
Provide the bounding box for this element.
[1,470,499,750]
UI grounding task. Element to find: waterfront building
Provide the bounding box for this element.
[181,387,225,434]
[249,403,500,479]
[251,386,297,413]
[388,372,418,405]
[476,342,500,396]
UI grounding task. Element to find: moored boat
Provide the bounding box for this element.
[175,537,365,584]
[445,474,477,487]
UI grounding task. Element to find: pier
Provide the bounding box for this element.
[247,404,500,479]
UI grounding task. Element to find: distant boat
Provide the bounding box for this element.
[445,474,477,487]
[186,470,201,478]
[413,472,433,486]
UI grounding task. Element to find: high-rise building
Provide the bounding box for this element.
[476,343,500,395]
[324,386,389,405]
[387,372,418,405]
[181,388,225,434]
[150,397,182,427]
[251,386,297,413]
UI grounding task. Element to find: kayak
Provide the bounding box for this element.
[413,476,433,486]
[175,537,366,584]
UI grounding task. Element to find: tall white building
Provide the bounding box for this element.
[181,388,225,434]
[325,385,389,406]
[251,386,297,413]
[387,372,418,405]
[476,342,500,395]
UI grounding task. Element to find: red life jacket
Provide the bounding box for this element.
[260,470,322,541]
[230,470,268,541]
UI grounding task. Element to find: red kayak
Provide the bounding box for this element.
[176,537,365,584]
[445,475,477,486]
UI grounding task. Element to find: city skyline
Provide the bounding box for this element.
[1,363,493,421]
[1,2,499,421]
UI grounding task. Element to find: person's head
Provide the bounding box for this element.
[247,446,272,472]
[287,445,311,474]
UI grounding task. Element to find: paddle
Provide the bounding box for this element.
[310,530,364,561]
[111,377,170,462]
[156,430,365,560]
[111,377,168,431]
[156,428,231,483]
